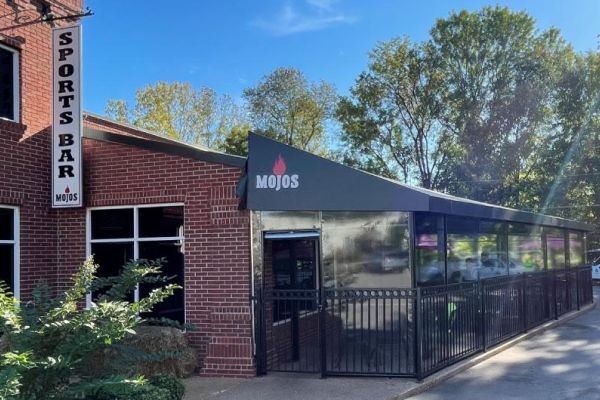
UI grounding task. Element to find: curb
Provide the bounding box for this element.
[392,301,597,400]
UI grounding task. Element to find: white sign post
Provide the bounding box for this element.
[52,25,82,208]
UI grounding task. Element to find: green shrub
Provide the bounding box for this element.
[0,257,183,399]
[88,376,171,400]
[149,374,185,400]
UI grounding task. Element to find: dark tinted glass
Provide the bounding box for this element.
[91,209,134,239]
[139,207,184,238]
[139,240,184,323]
[0,244,14,292]
[415,213,445,286]
[0,208,14,240]
[91,242,134,300]
[446,216,479,235]
[0,47,14,120]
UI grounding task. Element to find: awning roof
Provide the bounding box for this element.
[241,133,592,231]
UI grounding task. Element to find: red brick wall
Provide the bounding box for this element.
[80,138,255,376]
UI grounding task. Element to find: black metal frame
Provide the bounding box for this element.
[255,266,593,379]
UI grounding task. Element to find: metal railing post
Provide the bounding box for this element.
[553,270,559,320]
[522,275,528,333]
[576,267,581,311]
[319,291,327,378]
[415,287,423,381]
[480,280,487,352]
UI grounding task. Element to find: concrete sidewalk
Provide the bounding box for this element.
[407,289,600,400]
[184,289,598,400]
[184,374,419,400]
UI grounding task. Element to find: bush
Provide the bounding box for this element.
[85,325,199,379]
[149,374,185,400]
[88,376,172,400]
[0,257,185,399]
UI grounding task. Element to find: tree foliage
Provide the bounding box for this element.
[430,7,573,205]
[336,38,457,187]
[106,82,249,149]
[0,257,183,399]
[243,67,337,154]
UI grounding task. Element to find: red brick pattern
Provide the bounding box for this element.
[81,138,254,376]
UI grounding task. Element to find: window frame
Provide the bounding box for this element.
[86,203,185,321]
[0,42,20,122]
[0,205,19,300]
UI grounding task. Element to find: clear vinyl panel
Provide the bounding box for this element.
[321,211,410,289]
[508,223,544,274]
[322,212,413,376]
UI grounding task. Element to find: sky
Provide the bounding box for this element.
[82,0,600,115]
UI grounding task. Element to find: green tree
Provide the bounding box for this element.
[430,6,573,205]
[336,38,458,187]
[243,67,337,154]
[220,124,252,156]
[528,50,600,246]
[106,82,249,149]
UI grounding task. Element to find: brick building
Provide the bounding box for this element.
[0,0,255,377]
[1,0,593,382]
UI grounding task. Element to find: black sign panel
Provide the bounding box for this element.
[245,133,429,211]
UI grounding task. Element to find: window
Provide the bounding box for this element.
[545,228,566,270]
[0,206,19,299]
[414,213,445,286]
[321,212,410,288]
[508,223,544,273]
[568,231,584,268]
[446,217,508,282]
[0,44,19,121]
[88,205,185,323]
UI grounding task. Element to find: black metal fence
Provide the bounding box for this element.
[255,266,593,379]
[324,288,416,377]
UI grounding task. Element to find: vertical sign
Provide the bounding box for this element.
[52,25,82,207]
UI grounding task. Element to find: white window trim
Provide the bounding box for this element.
[85,203,184,322]
[0,42,20,123]
[0,205,19,300]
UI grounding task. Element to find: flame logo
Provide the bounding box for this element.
[65,186,70,194]
[272,154,286,176]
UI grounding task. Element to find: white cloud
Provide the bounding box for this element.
[251,1,356,36]
[306,0,335,11]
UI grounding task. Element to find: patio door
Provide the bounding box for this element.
[260,232,322,373]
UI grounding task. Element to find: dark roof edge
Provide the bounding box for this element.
[83,128,246,168]
[432,200,594,232]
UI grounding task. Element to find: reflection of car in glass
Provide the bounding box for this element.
[363,249,409,273]
[380,249,409,272]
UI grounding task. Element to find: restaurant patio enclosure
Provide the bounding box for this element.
[239,133,594,379]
